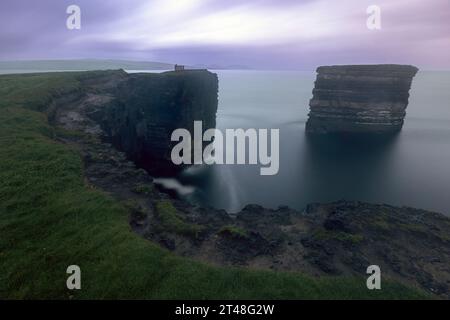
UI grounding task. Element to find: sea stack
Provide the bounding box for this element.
[306,64,419,134]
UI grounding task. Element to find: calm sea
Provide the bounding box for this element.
[4,69,449,215]
[171,70,450,215]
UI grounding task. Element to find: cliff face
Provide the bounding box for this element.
[306,65,419,134]
[101,70,218,175]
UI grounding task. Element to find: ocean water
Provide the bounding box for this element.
[174,70,450,215]
[4,68,449,215]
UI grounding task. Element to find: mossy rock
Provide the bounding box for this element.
[218,225,249,239]
[312,229,364,245]
[132,183,153,195]
[123,199,148,220]
[155,200,204,238]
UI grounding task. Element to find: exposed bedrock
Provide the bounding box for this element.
[100,70,219,175]
[306,64,419,134]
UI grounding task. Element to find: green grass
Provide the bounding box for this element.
[132,184,153,195]
[155,200,204,238]
[312,229,364,245]
[372,215,392,231]
[0,71,429,299]
[218,225,250,239]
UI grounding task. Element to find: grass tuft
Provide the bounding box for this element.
[155,200,204,238]
[218,225,249,239]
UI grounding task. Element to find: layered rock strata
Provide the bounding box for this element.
[306,65,419,134]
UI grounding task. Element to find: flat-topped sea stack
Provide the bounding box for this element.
[306,64,419,134]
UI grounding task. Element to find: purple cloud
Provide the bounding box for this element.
[0,0,448,69]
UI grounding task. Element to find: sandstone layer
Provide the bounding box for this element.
[306,64,419,134]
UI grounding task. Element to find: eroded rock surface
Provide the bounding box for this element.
[306,64,419,134]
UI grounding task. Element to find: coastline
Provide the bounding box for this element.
[49,70,450,298]
[1,69,448,299]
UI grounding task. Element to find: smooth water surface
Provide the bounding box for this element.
[178,70,450,215]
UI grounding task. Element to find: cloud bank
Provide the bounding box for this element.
[0,0,449,69]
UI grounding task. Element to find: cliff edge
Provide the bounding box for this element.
[99,70,219,175]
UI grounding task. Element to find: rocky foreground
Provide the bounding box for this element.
[135,199,450,298]
[306,64,419,134]
[70,130,450,298]
[50,70,450,298]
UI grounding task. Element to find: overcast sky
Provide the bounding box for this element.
[0,0,449,69]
